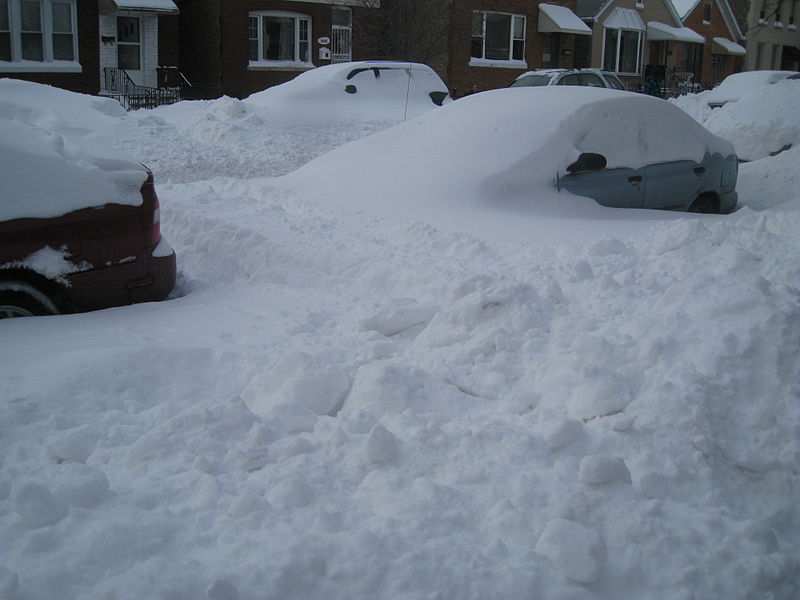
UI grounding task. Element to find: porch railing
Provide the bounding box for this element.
[103,67,186,110]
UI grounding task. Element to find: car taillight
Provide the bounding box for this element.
[151,197,161,246]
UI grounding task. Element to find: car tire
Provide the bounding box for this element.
[0,281,59,318]
[688,194,717,214]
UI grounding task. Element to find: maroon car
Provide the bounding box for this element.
[0,166,176,319]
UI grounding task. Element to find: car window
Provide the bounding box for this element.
[604,74,625,90]
[556,74,581,86]
[579,73,606,87]
[510,74,553,87]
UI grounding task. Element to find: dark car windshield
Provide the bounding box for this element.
[509,74,554,87]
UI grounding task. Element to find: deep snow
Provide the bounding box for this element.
[1,78,799,600]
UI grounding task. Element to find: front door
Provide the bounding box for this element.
[559,167,645,209]
[117,16,142,84]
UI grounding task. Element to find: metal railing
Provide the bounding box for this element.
[103,67,184,110]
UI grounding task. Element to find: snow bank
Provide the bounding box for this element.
[703,79,800,161]
[1,79,798,600]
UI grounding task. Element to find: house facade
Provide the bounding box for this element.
[446,1,593,96]
[673,0,745,86]
[175,0,372,99]
[1,0,179,99]
[740,0,800,70]
[576,0,744,90]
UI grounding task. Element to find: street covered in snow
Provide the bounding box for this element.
[1,75,799,599]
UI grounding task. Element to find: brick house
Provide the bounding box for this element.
[1,1,179,98]
[446,1,593,96]
[174,0,375,99]
[672,0,745,86]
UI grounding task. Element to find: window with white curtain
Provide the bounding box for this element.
[249,11,311,66]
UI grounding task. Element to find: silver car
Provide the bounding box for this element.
[556,94,738,213]
[509,68,627,91]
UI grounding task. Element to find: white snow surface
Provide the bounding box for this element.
[1,78,799,600]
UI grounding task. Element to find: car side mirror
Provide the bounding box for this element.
[429,91,448,106]
[567,152,607,173]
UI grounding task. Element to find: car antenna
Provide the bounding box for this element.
[404,62,412,121]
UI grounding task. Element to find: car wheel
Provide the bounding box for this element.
[688,194,717,214]
[0,281,59,319]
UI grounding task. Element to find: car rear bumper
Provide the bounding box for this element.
[65,237,177,312]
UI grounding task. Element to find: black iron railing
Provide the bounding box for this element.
[103,67,186,110]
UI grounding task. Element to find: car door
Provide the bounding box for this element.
[643,160,707,210]
[559,164,645,208]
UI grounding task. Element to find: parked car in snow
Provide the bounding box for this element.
[0,122,176,318]
[509,68,627,91]
[706,70,799,108]
[285,87,739,225]
[246,61,451,121]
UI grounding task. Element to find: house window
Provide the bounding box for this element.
[703,2,712,22]
[249,11,311,65]
[1,1,11,61]
[0,0,78,68]
[602,27,642,74]
[117,16,140,70]
[471,11,526,62]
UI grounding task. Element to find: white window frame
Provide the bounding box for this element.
[248,10,312,69]
[0,0,80,72]
[601,27,643,75]
[470,10,527,68]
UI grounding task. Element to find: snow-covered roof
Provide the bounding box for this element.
[538,4,592,35]
[646,21,705,43]
[671,0,701,19]
[604,8,646,31]
[712,37,746,55]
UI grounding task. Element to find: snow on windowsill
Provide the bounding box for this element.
[248,61,315,72]
[788,24,797,30]
[702,20,710,25]
[0,60,82,73]
[468,58,528,70]
[774,21,784,28]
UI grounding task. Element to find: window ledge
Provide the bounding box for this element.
[248,61,315,72]
[702,20,710,25]
[788,24,797,30]
[469,58,528,70]
[774,21,784,28]
[0,60,82,73]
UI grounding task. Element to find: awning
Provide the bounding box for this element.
[647,22,704,43]
[539,3,592,35]
[603,8,646,32]
[713,37,746,55]
[103,0,179,14]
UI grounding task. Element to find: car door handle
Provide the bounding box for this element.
[628,175,642,184]
[693,167,706,175]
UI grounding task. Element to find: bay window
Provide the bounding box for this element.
[249,11,311,66]
[471,11,526,63]
[602,27,642,74]
[0,0,78,69]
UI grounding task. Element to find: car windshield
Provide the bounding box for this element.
[510,74,554,87]
[604,74,625,90]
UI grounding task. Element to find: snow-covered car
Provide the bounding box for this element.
[246,61,451,121]
[0,121,176,318]
[706,70,799,108]
[509,68,627,91]
[283,86,738,226]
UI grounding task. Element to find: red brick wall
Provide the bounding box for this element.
[176,0,222,98]
[681,0,740,86]
[448,0,581,97]
[219,1,339,99]
[6,0,100,95]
